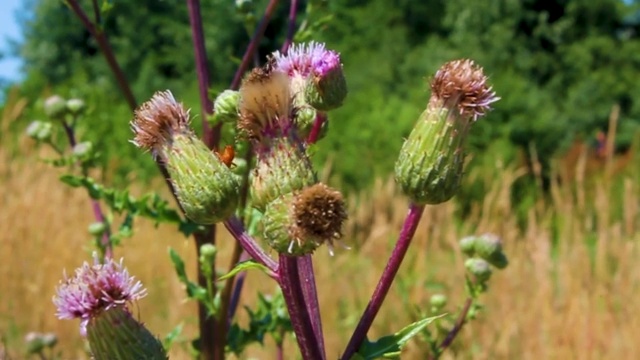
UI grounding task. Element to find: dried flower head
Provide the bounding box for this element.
[53,254,146,336]
[131,90,191,158]
[272,41,342,78]
[238,68,293,140]
[263,183,347,256]
[430,59,499,122]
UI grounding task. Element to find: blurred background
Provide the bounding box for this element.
[1,0,639,359]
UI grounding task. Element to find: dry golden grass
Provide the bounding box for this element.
[1,122,639,358]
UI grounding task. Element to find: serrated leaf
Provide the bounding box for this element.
[218,260,269,281]
[357,314,447,359]
[169,248,188,280]
[163,323,183,350]
[59,174,83,187]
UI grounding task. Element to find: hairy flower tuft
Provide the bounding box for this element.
[131,90,191,158]
[238,68,293,140]
[53,254,146,336]
[272,41,341,78]
[263,183,347,256]
[430,59,499,122]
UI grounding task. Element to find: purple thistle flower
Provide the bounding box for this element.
[53,254,146,336]
[272,41,342,78]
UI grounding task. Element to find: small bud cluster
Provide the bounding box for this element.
[233,43,348,256]
[459,234,508,285]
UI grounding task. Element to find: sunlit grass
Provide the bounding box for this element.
[1,117,639,359]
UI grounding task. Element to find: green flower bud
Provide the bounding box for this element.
[26,120,53,142]
[88,222,107,236]
[73,141,93,158]
[465,234,509,269]
[25,332,46,354]
[132,91,241,224]
[304,65,347,111]
[41,333,58,348]
[474,234,502,258]
[44,95,68,119]
[166,133,240,224]
[235,0,254,14]
[488,251,509,269]
[87,307,166,360]
[465,258,492,283]
[66,98,86,115]
[263,183,347,256]
[395,59,499,205]
[212,89,240,124]
[459,236,477,257]
[295,106,329,141]
[250,136,317,211]
[200,244,218,259]
[429,293,447,310]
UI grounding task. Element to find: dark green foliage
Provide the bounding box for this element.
[7,0,640,192]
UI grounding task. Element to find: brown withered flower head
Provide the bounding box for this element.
[262,183,348,256]
[238,67,295,142]
[430,59,499,122]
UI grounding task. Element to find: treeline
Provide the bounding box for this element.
[6,0,640,190]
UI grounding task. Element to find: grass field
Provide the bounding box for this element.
[1,121,639,359]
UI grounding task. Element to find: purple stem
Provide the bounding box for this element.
[61,122,113,259]
[185,2,223,359]
[430,297,473,359]
[281,0,299,53]
[297,256,326,358]
[306,112,327,144]
[341,203,425,359]
[224,217,278,274]
[66,0,137,111]
[279,256,325,360]
[230,0,281,90]
[186,0,218,149]
[227,251,251,321]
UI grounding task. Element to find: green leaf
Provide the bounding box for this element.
[169,248,188,280]
[218,260,269,281]
[163,323,183,350]
[59,174,83,187]
[357,314,447,359]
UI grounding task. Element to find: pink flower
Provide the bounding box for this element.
[53,254,146,336]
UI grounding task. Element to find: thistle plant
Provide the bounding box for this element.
[32,1,508,359]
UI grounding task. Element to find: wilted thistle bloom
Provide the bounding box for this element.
[238,68,317,210]
[395,59,499,205]
[53,254,146,334]
[262,183,347,256]
[272,41,347,114]
[132,90,241,224]
[53,255,165,359]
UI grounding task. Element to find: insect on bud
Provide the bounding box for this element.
[131,91,241,224]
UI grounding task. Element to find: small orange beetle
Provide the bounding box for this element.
[216,145,235,168]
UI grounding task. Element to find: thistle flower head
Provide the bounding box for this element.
[263,183,347,256]
[395,59,499,204]
[272,41,341,78]
[132,91,241,224]
[53,254,146,336]
[430,59,499,122]
[131,90,191,159]
[238,68,294,141]
[272,42,347,111]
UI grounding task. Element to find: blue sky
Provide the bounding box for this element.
[0,0,23,82]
